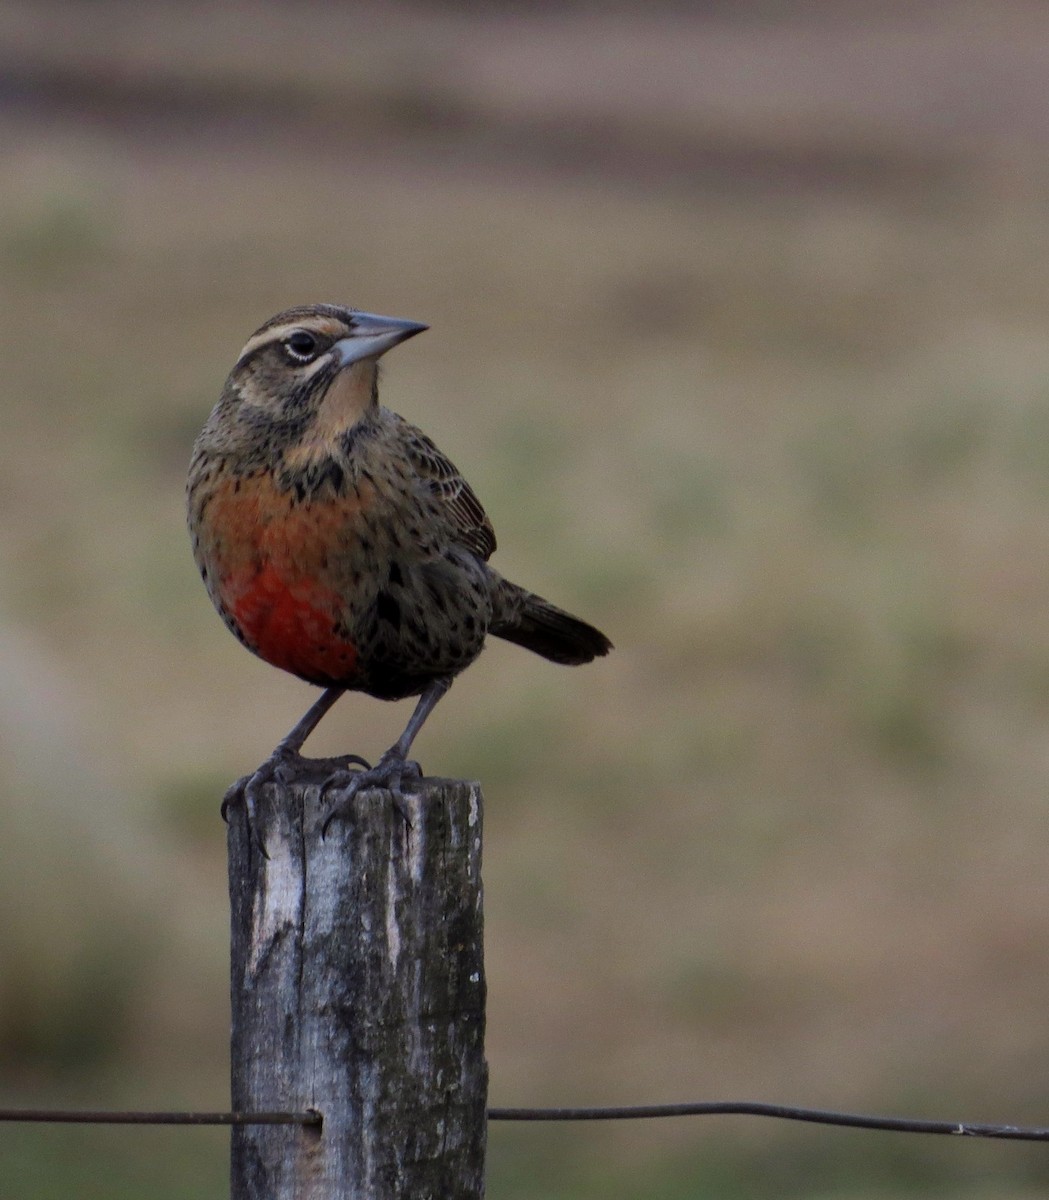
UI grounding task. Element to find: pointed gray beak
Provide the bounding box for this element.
[332,311,429,368]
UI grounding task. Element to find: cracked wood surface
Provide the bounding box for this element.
[228,773,487,1199]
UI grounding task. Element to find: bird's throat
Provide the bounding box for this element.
[284,360,376,468]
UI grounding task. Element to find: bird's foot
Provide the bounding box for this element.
[221,747,307,857]
[320,751,423,838]
[222,747,370,855]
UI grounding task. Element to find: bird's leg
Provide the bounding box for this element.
[383,675,453,764]
[222,687,369,843]
[273,685,348,758]
[321,676,452,836]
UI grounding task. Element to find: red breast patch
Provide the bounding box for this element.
[223,562,358,684]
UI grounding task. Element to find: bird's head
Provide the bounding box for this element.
[205,304,428,457]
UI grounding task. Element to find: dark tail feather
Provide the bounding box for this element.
[493,589,613,665]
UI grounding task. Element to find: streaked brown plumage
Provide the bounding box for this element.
[187,303,612,820]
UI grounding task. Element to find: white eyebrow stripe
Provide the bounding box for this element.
[236,317,350,362]
[236,323,299,361]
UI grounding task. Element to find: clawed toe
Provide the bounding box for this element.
[221,749,301,857]
[220,777,248,824]
[330,752,372,773]
[224,743,425,849]
[320,755,423,838]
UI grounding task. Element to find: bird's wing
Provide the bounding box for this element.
[399,420,497,560]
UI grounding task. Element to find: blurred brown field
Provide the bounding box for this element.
[4,2,1049,1196]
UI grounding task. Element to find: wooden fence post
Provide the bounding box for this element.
[228,768,488,1199]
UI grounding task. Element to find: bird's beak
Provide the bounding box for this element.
[332,312,429,368]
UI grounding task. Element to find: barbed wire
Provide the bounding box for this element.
[2,1102,1048,1141]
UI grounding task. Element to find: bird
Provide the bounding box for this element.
[187,303,612,830]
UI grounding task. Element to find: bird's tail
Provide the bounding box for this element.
[492,584,612,665]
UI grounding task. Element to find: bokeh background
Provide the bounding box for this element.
[4,2,1049,1196]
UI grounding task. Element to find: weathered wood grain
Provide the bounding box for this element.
[228,768,487,1199]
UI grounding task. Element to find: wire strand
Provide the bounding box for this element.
[488,1102,1049,1140]
[1,1102,1048,1141]
[0,1110,320,1127]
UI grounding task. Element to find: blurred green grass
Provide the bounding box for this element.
[5,2,1049,1197]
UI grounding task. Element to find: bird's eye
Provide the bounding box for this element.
[284,330,320,362]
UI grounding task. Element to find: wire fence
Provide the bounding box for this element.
[8,784,1045,1193]
[2,1101,1049,1141]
